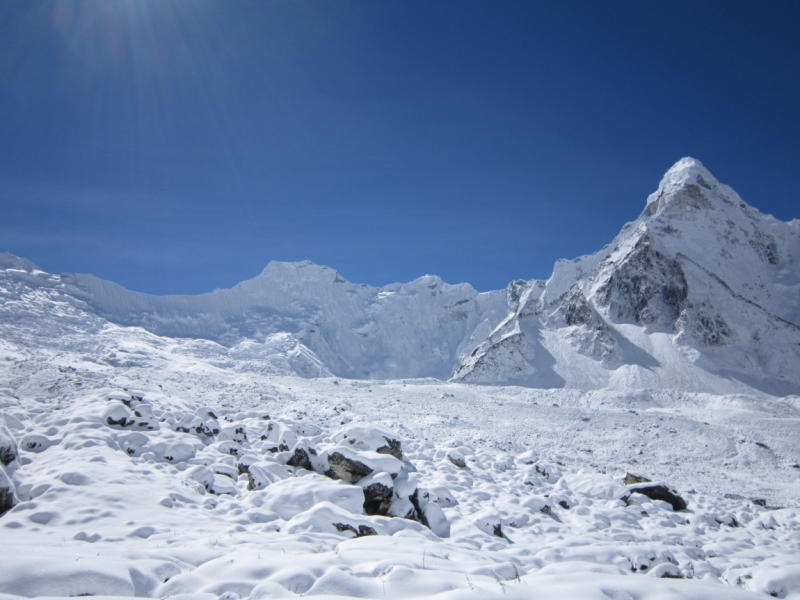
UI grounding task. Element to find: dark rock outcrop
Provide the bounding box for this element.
[286,447,313,471]
[0,469,15,516]
[326,452,373,483]
[596,234,688,330]
[627,482,687,511]
[0,424,17,466]
[448,455,467,468]
[362,482,393,516]
[376,437,402,460]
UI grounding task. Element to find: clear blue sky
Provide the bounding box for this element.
[1,1,799,294]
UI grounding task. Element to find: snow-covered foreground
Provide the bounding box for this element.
[1,327,799,599]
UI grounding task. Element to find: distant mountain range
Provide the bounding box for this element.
[3,158,799,395]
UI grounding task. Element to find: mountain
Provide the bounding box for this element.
[2,158,799,394]
[453,158,800,394]
[0,253,508,381]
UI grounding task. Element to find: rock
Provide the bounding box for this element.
[195,407,219,421]
[19,433,57,453]
[219,424,247,444]
[286,447,313,471]
[420,485,458,508]
[334,425,404,460]
[623,472,652,485]
[326,452,373,483]
[421,501,451,538]
[447,452,467,468]
[103,403,159,431]
[236,454,259,475]
[649,563,684,579]
[131,403,154,418]
[117,432,149,457]
[247,462,291,491]
[211,463,239,480]
[627,482,687,511]
[408,488,429,527]
[715,514,739,527]
[0,468,16,516]
[212,441,243,458]
[183,465,214,493]
[358,472,394,516]
[334,523,378,537]
[104,403,135,428]
[0,421,17,466]
[174,415,216,438]
[282,501,375,537]
[376,438,402,461]
[473,508,510,541]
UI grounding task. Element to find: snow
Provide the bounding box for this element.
[0,158,799,599]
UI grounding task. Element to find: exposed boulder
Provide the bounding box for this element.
[19,433,58,453]
[174,414,216,438]
[334,522,378,537]
[626,482,688,511]
[0,468,16,516]
[623,472,652,485]
[286,446,313,471]
[473,508,510,541]
[0,421,17,467]
[357,472,393,516]
[376,438,402,461]
[325,451,374,483]
[247,462,291,491]
[103,403,159,431]
[447,451,467,468]
[333,425,404,460]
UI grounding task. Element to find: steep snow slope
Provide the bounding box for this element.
[454,159,800,395]
[0,256,332,379]
[60,261,507,380]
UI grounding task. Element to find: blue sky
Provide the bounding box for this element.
[1,1,799,294]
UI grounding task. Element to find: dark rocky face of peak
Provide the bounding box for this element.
[595,235,688,331]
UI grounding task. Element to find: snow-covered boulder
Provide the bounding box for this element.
[0,467,16,515]
[248,475,365,520]
[0,420,17,468]
[333,424,404,460]
[283,501,378,538]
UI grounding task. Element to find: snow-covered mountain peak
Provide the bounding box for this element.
[0,252,38,272]
[256,260,351,286]
[659,155,716,188]
[453,159,800,393]
[643,156,723,218]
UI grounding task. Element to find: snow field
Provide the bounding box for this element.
[1,384,799,599]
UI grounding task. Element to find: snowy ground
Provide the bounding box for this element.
[1,323,800,599]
